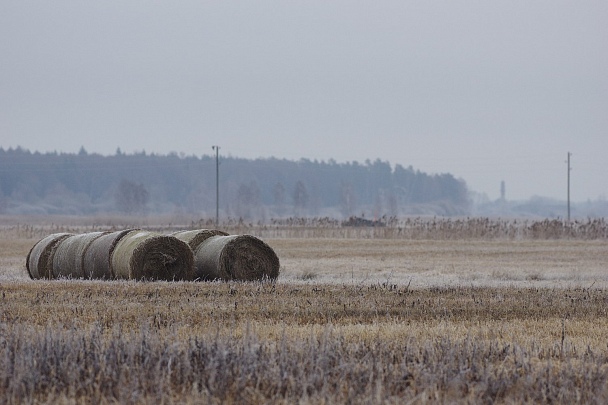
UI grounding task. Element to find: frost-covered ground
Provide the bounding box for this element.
[272,238,608,289]
[2,234,607,289]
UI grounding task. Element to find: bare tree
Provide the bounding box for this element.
[115,179,149,214]
[235,181,260,220]
[387,191,399,217]
[293,181,309,216]
[340,181,356,218]
[273,182,287,216]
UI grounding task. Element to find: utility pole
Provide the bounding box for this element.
[212,145,220,227]
[567,152,571,222]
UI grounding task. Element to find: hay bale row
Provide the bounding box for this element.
[171,229,229,250]
[172,229,279,281]
[84,229,134,279]
[52,232,108,279]
[26,228,280,282]
[112,230,193,281]
[26,230,194,281]
[26,233,73,279]
[192,235,280,281]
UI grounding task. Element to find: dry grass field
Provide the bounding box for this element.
[1,217,607,404]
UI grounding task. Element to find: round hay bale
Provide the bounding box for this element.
[82,229,134,280]
[52,232,107,279]
[111,230,194,281]
[194,235,280,281]
[26,233,73,279]
[171,229,229,250]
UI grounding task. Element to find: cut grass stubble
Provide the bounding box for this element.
[1,282,608,404]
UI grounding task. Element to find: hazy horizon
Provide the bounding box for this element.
[2,1,606,201]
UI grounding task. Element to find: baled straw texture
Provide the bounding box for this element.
[26,233,73,279]
[83,229,134,280]
[52,232,107,279]
[111,230,194,281]
[194,235,280,281]
[171,229,229,250]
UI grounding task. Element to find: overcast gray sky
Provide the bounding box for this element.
[1,1,606,201]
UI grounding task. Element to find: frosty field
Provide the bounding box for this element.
[1,219,607,403]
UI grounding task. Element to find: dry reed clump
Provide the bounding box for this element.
[171,229,229,250]
[83,229,134,280]
[111,230,194,281]
[51,231,108,279]
[258,217,608,240]
[193,234,280,281]
[26,233,73,279]
[6,216,608,241]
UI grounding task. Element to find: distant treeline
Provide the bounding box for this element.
[0,147,469,217]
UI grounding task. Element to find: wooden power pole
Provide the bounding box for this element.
[212,145,220,226]
[567,152,571,222]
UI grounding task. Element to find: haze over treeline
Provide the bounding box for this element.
[0,147,469,218]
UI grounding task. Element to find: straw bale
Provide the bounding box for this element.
[111,230,194,281]
[52,232,107,279]
[83,229,134,279]
[193,235,280,281]
[26,233,73,279]
[171,229,229,250]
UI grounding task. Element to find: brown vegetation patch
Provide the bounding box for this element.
[1,282,607,403]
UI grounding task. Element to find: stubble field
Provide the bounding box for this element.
[1,218,607,404]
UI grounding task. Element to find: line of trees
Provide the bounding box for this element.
[0,147,470,217]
